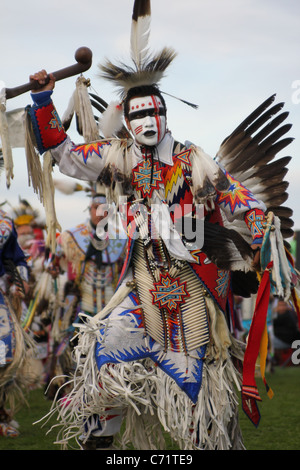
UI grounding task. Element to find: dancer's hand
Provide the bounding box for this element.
[29,70,55,92]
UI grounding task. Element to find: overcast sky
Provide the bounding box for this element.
[1,0,300,234]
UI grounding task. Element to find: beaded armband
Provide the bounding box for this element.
[28,93,67,154]
[244,208,266,245]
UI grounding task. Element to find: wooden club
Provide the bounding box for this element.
[5,46,93,100]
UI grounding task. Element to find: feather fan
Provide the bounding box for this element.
[201,221,255,272]
[200,221,259,296]
[179,217,255,273]
[215,94,294,238]
[185,218,259,296]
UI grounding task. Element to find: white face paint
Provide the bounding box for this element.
[127,95,167,147]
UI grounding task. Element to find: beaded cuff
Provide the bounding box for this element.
[244,208,266,245]
[28,98,67,154]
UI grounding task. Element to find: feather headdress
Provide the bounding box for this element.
[99,0,177,99]
[9,197,42,227]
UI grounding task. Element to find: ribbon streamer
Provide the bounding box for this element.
[241,261,274,427]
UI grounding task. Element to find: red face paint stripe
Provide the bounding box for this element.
[135,125,143,135]
[151,95,161,142]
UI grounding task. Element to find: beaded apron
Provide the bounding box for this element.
[132,229,210,355]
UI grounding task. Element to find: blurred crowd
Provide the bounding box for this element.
[0,191,126,437]
[234,293,300,370]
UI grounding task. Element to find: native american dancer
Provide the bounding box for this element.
[0,207,34,437]
[26,0,298,450]
[8,199,50,376]
[44,187,126,400]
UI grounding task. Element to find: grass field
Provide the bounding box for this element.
[0,366,299,451]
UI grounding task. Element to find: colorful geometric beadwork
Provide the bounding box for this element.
[132,160,163,198]
[49,109,63,132]
[71,141,111,164]
[215,269,230,298]
[175,149,191,166]
[216,171,257,214]
[245,209,265,241]
[30,102,67,153]
[150,273,189,313]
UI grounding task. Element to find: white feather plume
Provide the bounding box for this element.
[190,146,230,207]
[61,91,75,129]
[99,101,124,138]
[130,0,151,70]
[53,178,84,195]
[99,0,176,97]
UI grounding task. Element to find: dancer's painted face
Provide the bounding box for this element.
[127,95,166,146]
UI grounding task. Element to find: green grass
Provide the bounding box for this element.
[239,366,300,450]
[0,387,57,450]
[0,366,299,450]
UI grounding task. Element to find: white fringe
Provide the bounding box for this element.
[41,315,244,450]
[42,151,62,252]
[268,213,292,301]
[0,89,14,187]
[74,76,99,143]
[0,296,38,411]
[24,111,44,201]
